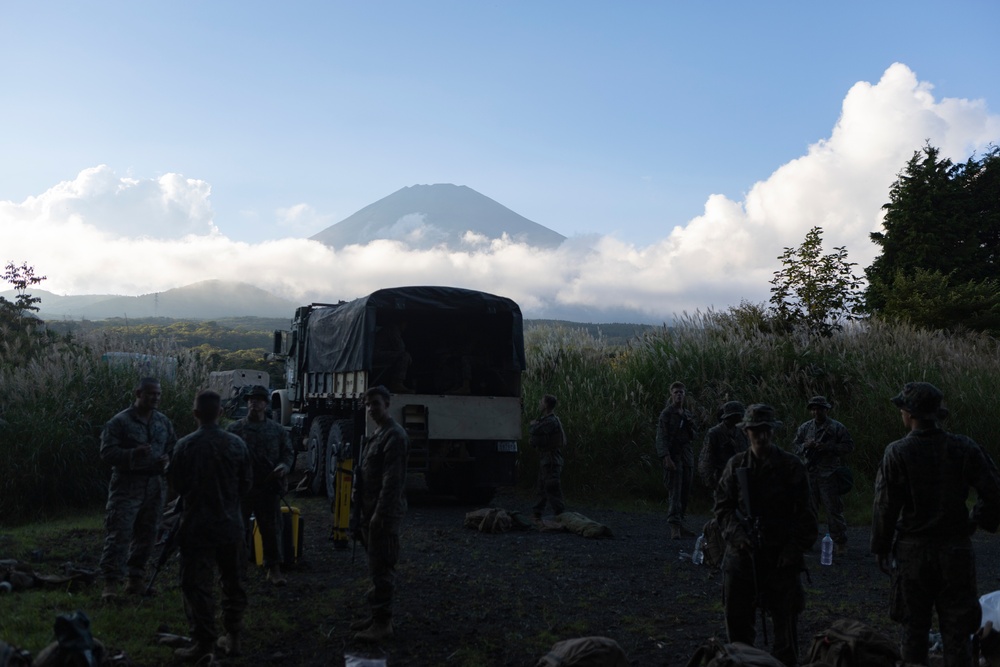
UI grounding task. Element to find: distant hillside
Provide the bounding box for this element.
[6,280,297,320]
[311,183,566,250]
[525,319,658,346]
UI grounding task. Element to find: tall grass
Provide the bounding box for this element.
[0,331,210,524]
[521,315,1000,520]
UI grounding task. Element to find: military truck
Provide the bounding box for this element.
[270,286,525,504]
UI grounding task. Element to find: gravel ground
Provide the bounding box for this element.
[245,484,1000,667]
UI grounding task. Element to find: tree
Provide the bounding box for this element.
[867,268,1000,334]
[0,261,46,320]
[768,226,863,336]
[865,143,1000,317]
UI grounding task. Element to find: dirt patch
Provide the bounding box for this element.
[248,486,1000,666]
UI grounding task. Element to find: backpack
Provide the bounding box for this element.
[701,518,726,570]
[805,619,900,667]
[535,636,629,667]
[684,638,785,667]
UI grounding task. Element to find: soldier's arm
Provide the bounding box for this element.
[713,460,750,549]
[654,411,671,460]
[870,448,903,554]
[697,431,716,488]
[374,430,408,522]
[99,418,138,468]
[831,422,855,455]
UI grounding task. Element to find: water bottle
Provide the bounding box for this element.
[692,534,705,565]
[821,533,834,566]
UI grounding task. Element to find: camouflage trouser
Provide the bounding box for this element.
[242,491,283,568]
[533,462,565,517]
[662,447,693,527]
[810,470,847,545]
[362,524,401,621]
[99,474,166,581]
[723,551,805,667]
[890,538,979,667]
[179,542,247,645]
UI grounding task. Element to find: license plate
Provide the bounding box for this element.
[496,441,518,453]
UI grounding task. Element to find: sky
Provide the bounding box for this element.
[2,2,999,323]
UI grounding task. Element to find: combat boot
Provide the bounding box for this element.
[216,632,242,657]
[101,580,119,602]
[354,618,393,642]
[174,641,213,662]
[267,564,287,586]
[349,616,374,631]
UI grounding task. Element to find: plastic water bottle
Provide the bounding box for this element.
[821,533,834,566]
[692,534,705,565]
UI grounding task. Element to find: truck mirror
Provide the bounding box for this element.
[273,331,284,355]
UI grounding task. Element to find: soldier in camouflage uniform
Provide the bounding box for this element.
[531,394,567,519]
[226,385,294,586]
[791,396,853,553]
[872,382,1000,667]
[98,377,177,600]
[714,404,817,667]
[698,400,748,491]
[167,390,253,662]
[655,381,697,538]
[350,385,410,642]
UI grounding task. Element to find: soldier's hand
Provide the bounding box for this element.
[663,456,677,472]
[876,553,892,575]
[273,464,289,478]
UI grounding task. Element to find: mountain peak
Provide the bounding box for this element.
[310,183,565,250]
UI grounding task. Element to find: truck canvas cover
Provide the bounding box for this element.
[304,286,525,374]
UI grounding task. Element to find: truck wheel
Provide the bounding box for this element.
[307,417,334,496]
[325,419,354,501]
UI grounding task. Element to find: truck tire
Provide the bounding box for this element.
[325,419,354,501]
[307,417,334,496]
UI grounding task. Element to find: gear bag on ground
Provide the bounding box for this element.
[804,619,900,667]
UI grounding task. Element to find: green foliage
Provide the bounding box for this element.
[0,330,210,524]
[867,269,1000,334]
[768,226,863,336]
[521,316,1000,520]
[865,143,1000,326]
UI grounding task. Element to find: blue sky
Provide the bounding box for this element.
[2,2,999,322]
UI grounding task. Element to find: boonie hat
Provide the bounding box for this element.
[738,403,783,430]
[806,395,832,409]
[890,382,948,421]
[720,401,745,420]
[243,385,269,401]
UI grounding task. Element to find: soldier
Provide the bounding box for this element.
[531,394,567,519]
[166,390,253,662]
[714,404,817,667]
[226,385,294,586]
[350,385,410,642]
[655,381,697,538]
[791,396,853,554]
[872,382,1000,667]
[698,400,748,491]
[98,377,177,601]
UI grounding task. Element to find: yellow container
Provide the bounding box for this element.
[331,458,353,550]
[251,505,303,566]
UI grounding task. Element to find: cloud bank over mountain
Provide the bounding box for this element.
[2,64,998,323]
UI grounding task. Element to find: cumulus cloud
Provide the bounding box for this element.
[1,64,997,323]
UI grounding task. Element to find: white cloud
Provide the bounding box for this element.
[275,203,332,236]
[1,64,997,323]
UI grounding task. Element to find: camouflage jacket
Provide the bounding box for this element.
[714,445,818,566]
[356,417,409,528]
[871,427,1000,554]
[655,407,695,459]
[792,417,854,474]
[227,416,294,491]
[698,422,748,489]
[530,413,566,466]
[99,406,177,478]
[166,424,252,548]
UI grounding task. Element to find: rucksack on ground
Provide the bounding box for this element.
[684,638,785,667]
[804,619,900,667]
[535,636,629,667]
